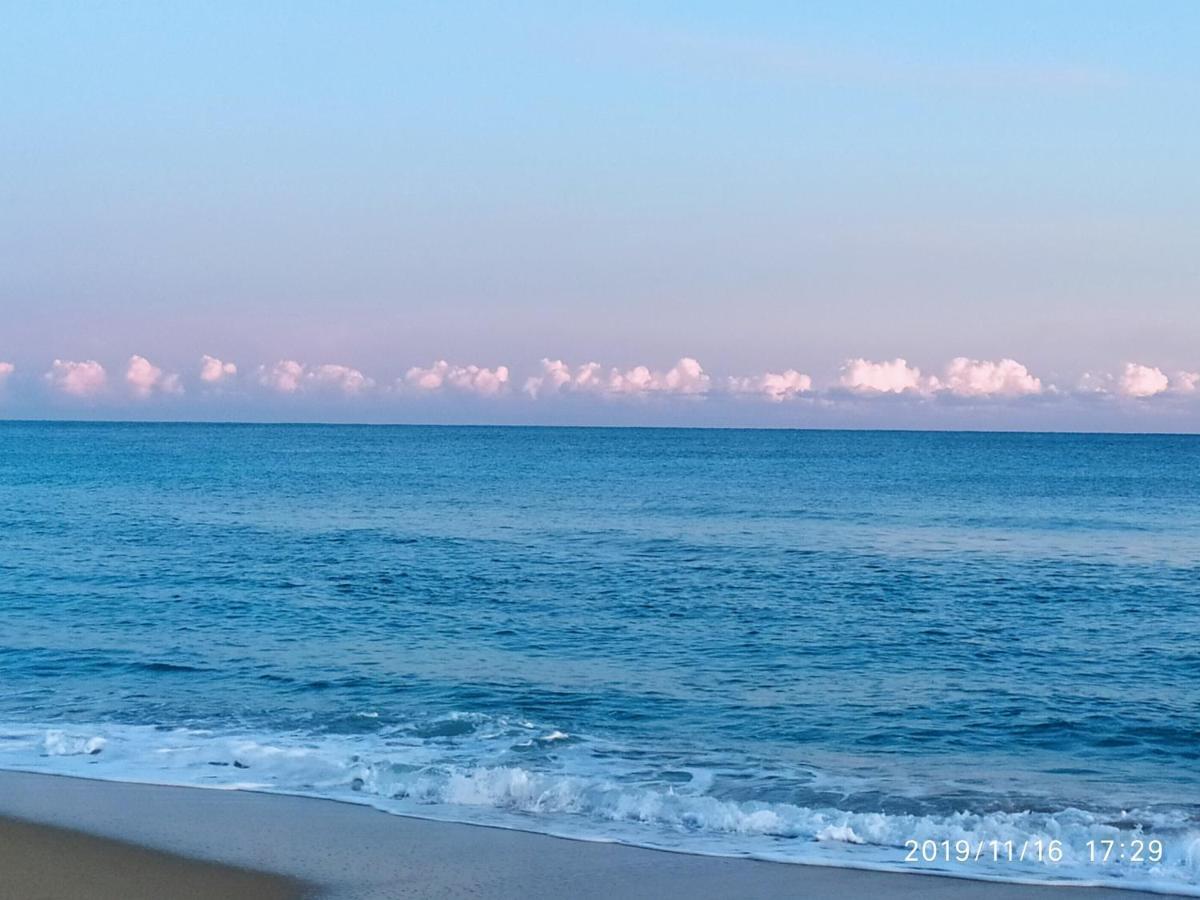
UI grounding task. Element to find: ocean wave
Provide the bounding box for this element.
[2,720,1198,895]
[41,730,107,756]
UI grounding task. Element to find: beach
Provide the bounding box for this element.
[6,0,1198,893]
[0,770,1171,899]
[0,814,303,900]
[2,426,1198,893]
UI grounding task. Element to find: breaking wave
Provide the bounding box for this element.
[2,718,1198,895]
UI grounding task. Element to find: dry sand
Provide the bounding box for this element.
[0,770,1170,899]
[0,815,305,900]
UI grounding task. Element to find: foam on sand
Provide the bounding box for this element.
[0,769,1169,900]
[1,721,1197,895]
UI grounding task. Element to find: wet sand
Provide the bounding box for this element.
[0,770,1170,899]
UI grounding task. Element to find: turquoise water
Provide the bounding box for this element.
[2,423,1199,891]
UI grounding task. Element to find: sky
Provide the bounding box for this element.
[1,1,1198,429]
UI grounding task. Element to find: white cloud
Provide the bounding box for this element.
[532,359,575,394]
[1172,371,1199,394]
[840,358,929,394]
[306,363,373,394]
[0,362,13,383]
[524,359,596,398]
[125,355,182,398]
[525,357,710,397]
[45,359,107,397]
[257,360,373,395]
[199,355,237,384]
[1119,363,1169,398]
[257,360,306,393]
[726,369,813,402]
[1077,365,1200,399]
[1076,371,1112,394]
[940,357,1042,397]
[404,361,510,396]
[22,353,1199,414]
[610,357,710,395]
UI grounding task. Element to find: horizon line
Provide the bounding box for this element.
[2,416,1197,438]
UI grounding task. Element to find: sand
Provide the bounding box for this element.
[0,815,305,900]
[0,769,1171,899]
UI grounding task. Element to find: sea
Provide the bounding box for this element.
[1,422,1198,893]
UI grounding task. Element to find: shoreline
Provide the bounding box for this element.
[0,770,1176,899]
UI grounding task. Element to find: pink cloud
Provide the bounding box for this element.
[257,360,306,393]
[940,357,1042,397]
[1077,365,1200,399]
[199,355,237,384]
[125,355,182,398]
[306,363,373,394]
[19,353,1200,414]
[524,359,597,398]
[1119,363,1169,398]
[525,357,710,397]
[1076,371,1113,394]
[45,359,107,397]
[0,362,13,383]
[840,358,929,394]
[1172,371,1199,393]
[611,357,710,395]
[404,361,510,396]
[257,360,373,395]
[726,369,812,401]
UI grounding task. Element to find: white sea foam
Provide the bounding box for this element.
[1,721,1197,895]
[42,730,106,756]
[817,824,865,843]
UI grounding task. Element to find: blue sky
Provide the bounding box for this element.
[1,2,1198,428]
